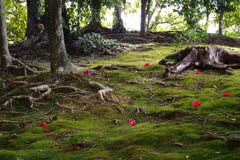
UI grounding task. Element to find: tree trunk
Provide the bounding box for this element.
[112,0,126,33]
[219,11,224,35]
[47,0,79,74]
[140,0,148,37]
[62,0,72,41]
[0,0,12,69]
[26,0,39,39]
[205,8,210,31]
[146,2,158,31]
[159,46,240,75]
[83,0,103,33]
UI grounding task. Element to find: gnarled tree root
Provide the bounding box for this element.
[159,46,240,75]
[88,81,113,102]
[199,132,240,146]
[3,84,51,110]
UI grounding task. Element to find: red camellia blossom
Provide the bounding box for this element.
[224,92,230,97]
[9,80,15,83]
[144,63,150,67]
[43,129,51,133]
[194,70,200,74]
[83,70,91,75]
[40,122,47,127]
[192,101,201,107]
[129,119,136,126]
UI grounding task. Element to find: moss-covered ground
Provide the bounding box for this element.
[0,45,240,160]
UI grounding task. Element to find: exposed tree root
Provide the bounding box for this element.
[56,102,75,113]
[134,106,147,115]
[3,84,51,110]
[199,132,240,146]
[0,82,43,102]
[0,120,32,128]
[201,114,215,131]
[199,132,227,141]
[159,46,240,75]
[93,64,145,71]
[115,106,124,114]
[0,111,26,115]
[157,95,192,106]
[88,81,113,102]
[213,120,240,126]
[1,74,114,113]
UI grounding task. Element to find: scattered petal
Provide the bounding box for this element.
[40,122,47,127]
[144,63,150,67]
[9,80,15,83]
[224,92,230,97]
[129,119,136,126]
[192,101,201,107]
[83,70,91,75]
[43,129,51,133]
[194,70,200,74]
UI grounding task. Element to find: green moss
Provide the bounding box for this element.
[1,45,240,159]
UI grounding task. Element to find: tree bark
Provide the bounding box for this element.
[0,0,12,69]
[159,46,240,75]
[219,11,224,35]
[112,0,126,33]
[62,0,72,41]
[140,0,148,37]
[47,0,79,74]
[26,0,40,39]
[83,0,103,33]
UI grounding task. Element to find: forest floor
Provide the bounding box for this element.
[0,44,240,160]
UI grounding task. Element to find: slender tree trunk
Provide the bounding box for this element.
[47,0,79,74]
[26,0,39,39]
[147,2,157,31]
[112,0,126,33]
[84,0,104,33]
[62,0,72,41]
[140,0,148,37]
[219,11,224,35]
[89,0,102,27]
[0,0,12,69]
[205,8,209,31]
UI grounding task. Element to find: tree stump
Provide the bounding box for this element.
[159,46,240,75]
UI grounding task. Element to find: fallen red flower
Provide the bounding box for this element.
[43,129,51,133]
[129,119,136,126]
[83,70,91,75]
[192,101,201,107]
[223,92,230,97]
[144,63,150,67]
[194,70,200,74]
[9,80,15,83]
[40,122,47,127]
